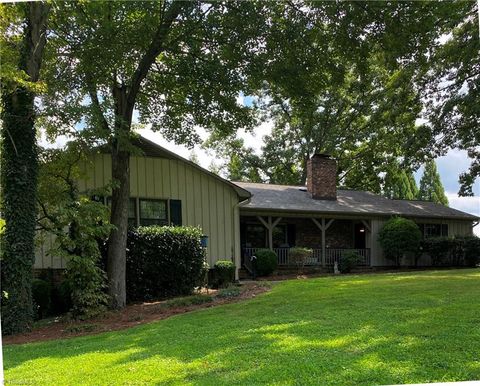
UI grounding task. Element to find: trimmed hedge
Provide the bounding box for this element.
[338,251,362,273]
[255,249,277,276]
[378,217,422,266]
[126,226,206,302]
[422,235,480,267]
[212,260,236,288]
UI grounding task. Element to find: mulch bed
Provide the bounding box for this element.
[3,283,270,346]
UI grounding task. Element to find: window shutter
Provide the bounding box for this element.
[287,224,296,247]
[170,200,182,226]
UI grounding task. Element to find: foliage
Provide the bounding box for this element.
[421,237,454,266]
[212,260,236,289]
[463,236,480,267]
[208,2,464,190]
[41,1,269,308]
[417,160,449,206]
[254,249,277,277]
[37,146,112,319]
[383,161,419,200]
[288,247,312,274]
[378,217,422,266]
[31,279,51,320]
[126,226,206,301]
[164,294,213,308]
[418,1,479,195]
[0,1,49,335]
[338,251,363,274]
[216,285,241,299]
[4,269,480,385]
[421,236,480,267]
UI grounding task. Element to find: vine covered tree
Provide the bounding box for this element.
[418,160,449,206]
[0,2,49,334]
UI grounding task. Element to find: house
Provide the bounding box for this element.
[35,137,479,277]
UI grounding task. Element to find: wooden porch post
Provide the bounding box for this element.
[321,218,326,267]
[257,216,282,251]
[312,218,334,267]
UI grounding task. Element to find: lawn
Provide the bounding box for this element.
[4,269,480,385]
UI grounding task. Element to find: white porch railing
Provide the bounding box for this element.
[243,247,371,267]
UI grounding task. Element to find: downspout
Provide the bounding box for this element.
[234,196,251,280]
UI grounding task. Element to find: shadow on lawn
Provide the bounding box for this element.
[5,269,480,385]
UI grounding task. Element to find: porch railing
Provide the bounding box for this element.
[243,247,371,267]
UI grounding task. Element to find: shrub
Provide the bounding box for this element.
[51,280,72,315]
[65,254,108,320]
[338,251,362,273]
[463,236,480,267]
[378,217,422,266]
[255,249,277,276]
[216,285,241,298]
[32,279,51,319]
[126,226,206,301]
[212,260,236,288]
[289,247,312,273]
[421,237,454,266]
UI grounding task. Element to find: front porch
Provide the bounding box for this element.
[240,215,372,268]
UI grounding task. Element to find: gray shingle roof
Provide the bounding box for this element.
[234,182,478,221]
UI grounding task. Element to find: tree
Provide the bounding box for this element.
[418,160,449,206]
[383,162,419,200]
[378,217,422,266]
[0,2,49,334]
[36,145,113,319]
[419,1,479,196]
[43,1,267,308]
[209,2,463,190]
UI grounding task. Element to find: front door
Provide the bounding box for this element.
[354,223,366,249]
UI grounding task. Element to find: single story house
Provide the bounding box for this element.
[35,136,479,277]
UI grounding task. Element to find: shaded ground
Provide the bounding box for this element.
[4,269,480,385]
[3,283,270,345]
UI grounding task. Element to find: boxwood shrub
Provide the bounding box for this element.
[126,226,206,302]
[255,249,277,276]
[212,260,236,288]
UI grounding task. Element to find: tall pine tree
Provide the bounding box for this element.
[418,160,449,206]
[384,163,418,200]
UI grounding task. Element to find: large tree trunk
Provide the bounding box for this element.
[106,147,130,309]
[0,2,49,334]
[106,86,132,309]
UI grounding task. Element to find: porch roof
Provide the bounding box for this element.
[234,182,479,221]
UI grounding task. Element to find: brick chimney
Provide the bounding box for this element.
[306,154,337,200]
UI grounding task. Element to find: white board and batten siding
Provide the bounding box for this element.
[370,217,474,267]
[35,153,243,273]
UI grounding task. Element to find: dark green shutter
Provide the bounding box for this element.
[169,200,182,226]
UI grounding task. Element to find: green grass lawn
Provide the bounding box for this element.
[4,269,480,385]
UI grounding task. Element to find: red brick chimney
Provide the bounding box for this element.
[306,154,337,200]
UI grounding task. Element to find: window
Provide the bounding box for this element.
[245,224,267,248]
[139,199,168,226]
[419,223,448,239]
[272,225,288,248]
[106,197,137,227]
